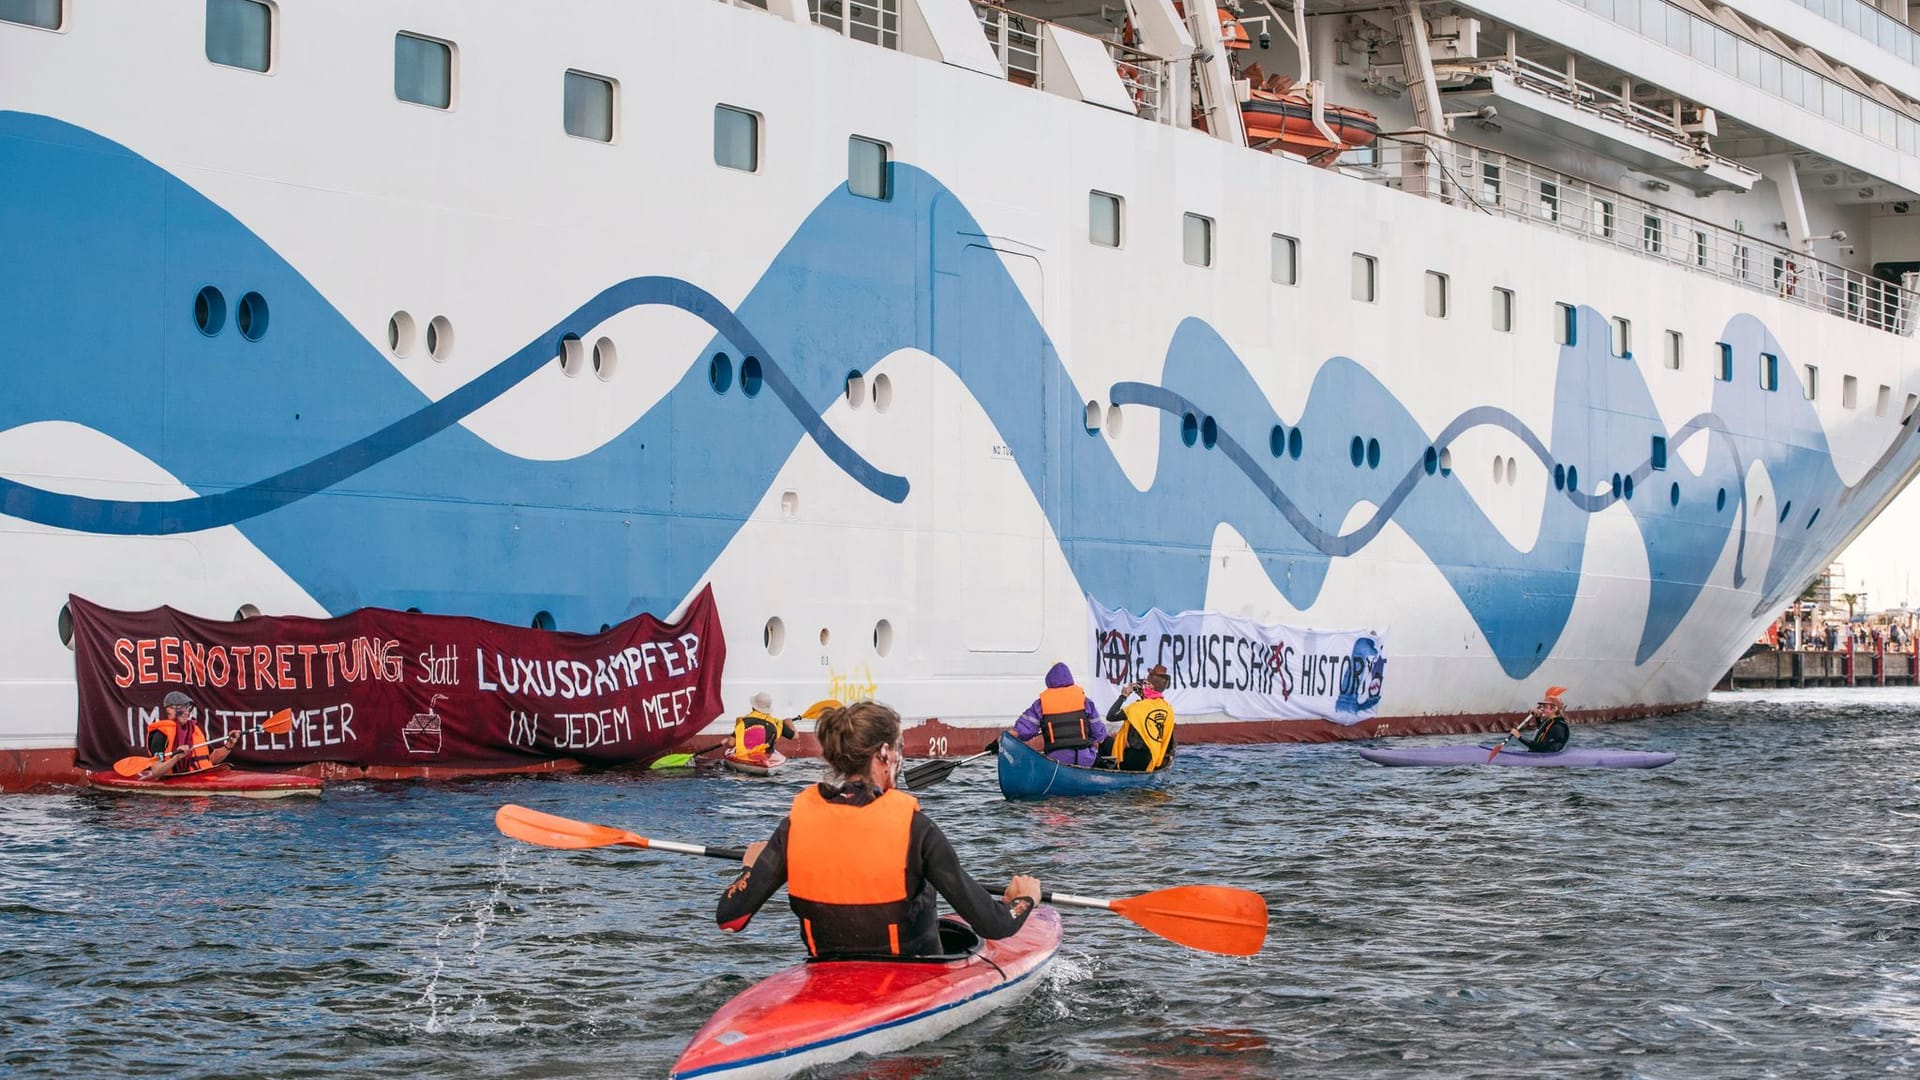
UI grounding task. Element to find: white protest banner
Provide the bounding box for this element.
[1085,596,1387,724]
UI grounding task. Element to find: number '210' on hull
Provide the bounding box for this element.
[4,0,1919,787]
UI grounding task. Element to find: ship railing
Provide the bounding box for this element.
[1105,41,1167,122]
[974,2,1042,87]
[1497,54,1712,160]
[810,0,901,51]
[1351,134,1914,337]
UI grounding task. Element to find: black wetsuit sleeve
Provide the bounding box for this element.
[1105,695,1131,726]
[779,717,797,740]
[915,814,1030,940]
[716,819,790,932]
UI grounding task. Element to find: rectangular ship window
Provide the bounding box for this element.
[849,135,890,200]
[1803,364,1818,400]
[1694,230,1708,267]
[1090,192,1122,248]
[1760,352,1779,392]
[1352,254,1377,302]
[1716,342,1733,382]
[1843,375,1858,409]
[1643,214,1662,255]
[1664,330,1682,370]
[1424,271,1449,318]
[1481,162,1502,206]
[1651,436,1667,471]
[1538,181,1559,222]
[1878,384,1892,416]
[1595,198,1615,239]
[1271,234,1298,285]
[395,32,454,109]
[563,71,616,143]
[1,0,61,30]
[1183,213,1213,268]
[714,106,760,172]
[206,0,271,73]
[1612,317,1631,358]
[1554,302,1576,345]
[1492,288,1514,332]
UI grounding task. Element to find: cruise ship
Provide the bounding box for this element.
[6,0,1920,787]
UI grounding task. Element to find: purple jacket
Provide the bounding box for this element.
[1013,662,1105,766]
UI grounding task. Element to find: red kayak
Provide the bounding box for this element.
[671,909,1062,1078]
[85,765,323,799]
[720,751,786,777]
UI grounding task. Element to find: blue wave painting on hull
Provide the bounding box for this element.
[1,112,1916,679]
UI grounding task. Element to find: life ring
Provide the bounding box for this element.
[1781,258,1800,298]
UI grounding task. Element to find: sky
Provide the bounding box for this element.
[1836,484,1920,612]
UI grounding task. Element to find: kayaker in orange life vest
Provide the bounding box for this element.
[717,701,1041,958]
[731,691,795,759]
[1012,662,1105,766]
[143,691,235,779]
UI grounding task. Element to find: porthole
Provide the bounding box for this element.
[1367,439,1381,470]
[764,616,785,655]
[388,311,417,357]
[405,606,423,614]
[818,627,831,647]
[1807,508,1820,528]
[1439,448,1452,476]
[872,373,893,413]
[600,623,612,633]
[1623,475,1633,500]
[1553,463,1565,490]
[1181,413,1199,447]
[740,356,763,397]
[57,603,73,650]
[234,604,262,621]
[780,490,799,518]
[709,352,733,394]
[1779,499,1792,522]
[532,610,556,631]
[1085,401,1103,435]
[1201,416,1218,449]
[1288,428,1303,460]
[1350,436,1365,468]
[1493,456,1506,484]
[1425,447,1438,476]
[845,370,866,409]
[1506,457,1516,486]
[236,291,269,341]
[1716,487,1727,512]
[1611,473,1622,498]
[428,315,455,361]
[873,619,894,656]
[1272,426,1287,459]
[1565,464,1576,491]
[1670,482,1680,507]
[557,333,585,377]
[1106,403,1124,438]
[194,286,227,337]
[592,337,618,381]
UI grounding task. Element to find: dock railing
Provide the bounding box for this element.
[1350,133,1914,336]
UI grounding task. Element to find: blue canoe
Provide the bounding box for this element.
[995,732,1172,799]
[1358,744,1676,769]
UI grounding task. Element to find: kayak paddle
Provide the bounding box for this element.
[647,699,844,769]
[901,747,995,791]
[111,708,294,777]
[494,804,1269,956]
[1485,726,1521,763]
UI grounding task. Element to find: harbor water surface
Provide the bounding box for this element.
[3,689,1916,1078]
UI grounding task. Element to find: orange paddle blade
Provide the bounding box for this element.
[111,755,158,778]
[799,698,841,720]
[1108,885,1268,957]
[261,708,294,735]
[495,804,651,851]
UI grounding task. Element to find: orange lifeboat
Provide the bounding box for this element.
[1239,73,1380,159]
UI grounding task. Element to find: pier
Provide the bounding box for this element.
[1719,646,1918,690]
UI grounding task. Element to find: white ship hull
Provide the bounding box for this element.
[5,0,1919,785]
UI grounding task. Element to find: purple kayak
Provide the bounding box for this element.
[1359,744,1676,769]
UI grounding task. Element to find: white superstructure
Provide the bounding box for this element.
[6,0,1920,783]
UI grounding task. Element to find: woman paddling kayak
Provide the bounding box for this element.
[716,700,1041,957]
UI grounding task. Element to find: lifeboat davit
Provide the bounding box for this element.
[1241,87,1380,158]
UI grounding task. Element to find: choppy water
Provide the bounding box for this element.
[3,689,1917,1079]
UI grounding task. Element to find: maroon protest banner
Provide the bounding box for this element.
[69,586,726,771]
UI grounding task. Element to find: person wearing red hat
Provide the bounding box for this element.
[1507,686,1571,752]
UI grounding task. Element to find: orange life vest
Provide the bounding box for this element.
[1037,684,1094,751]
[145,716,213,773]
[786,785,921,957]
